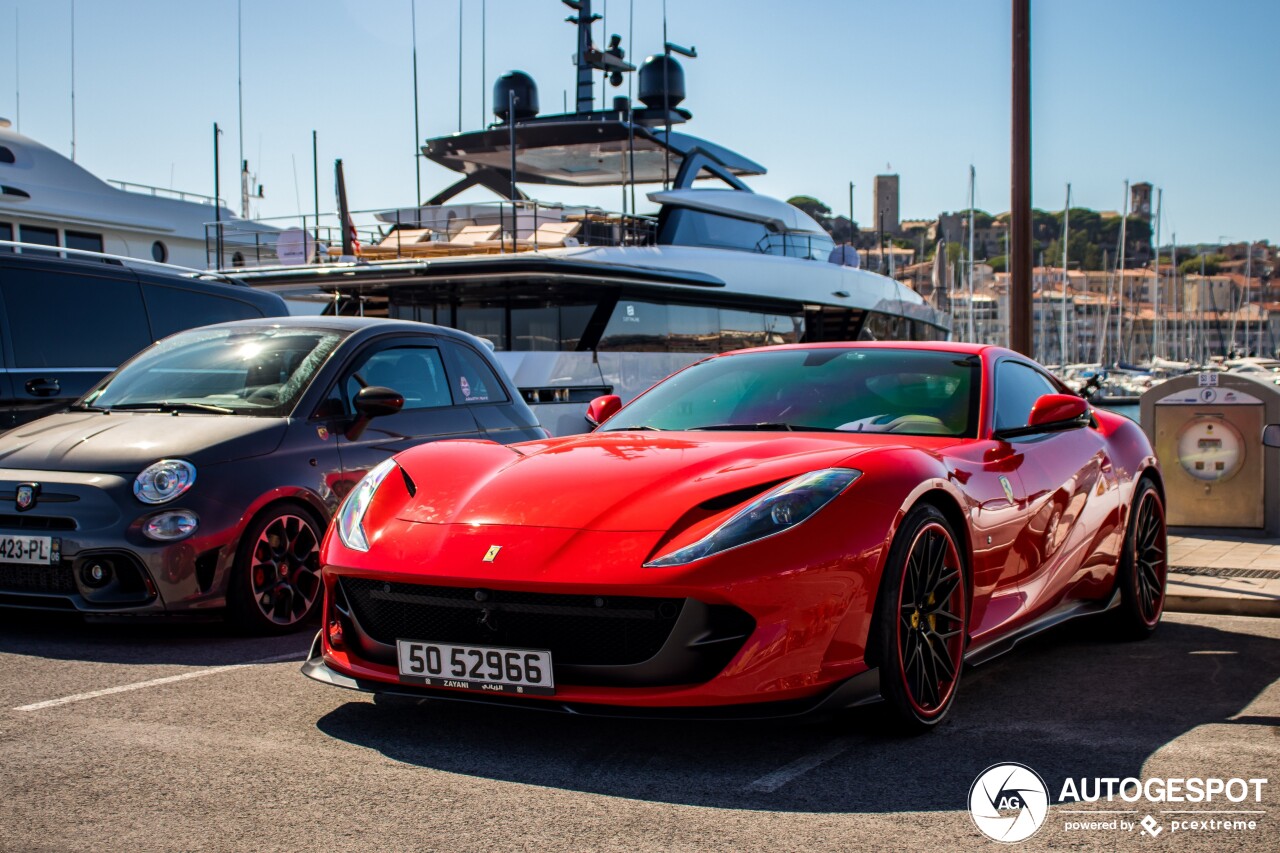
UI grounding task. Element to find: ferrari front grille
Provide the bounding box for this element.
[340,578,685,666]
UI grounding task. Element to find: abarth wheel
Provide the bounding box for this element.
[1110,478,1167,639]
[229,503,324,635]
[875,504,968,732]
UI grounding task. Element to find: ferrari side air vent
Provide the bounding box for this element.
[698,480,786,513]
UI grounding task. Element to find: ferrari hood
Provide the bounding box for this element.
[395,431,919,532]
[0,411,287,474]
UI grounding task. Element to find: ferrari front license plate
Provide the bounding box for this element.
[0,535,55,565]
[396,640,555,696]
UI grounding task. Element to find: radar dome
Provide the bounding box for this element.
[637,54,685,110]
[493,71,539,122]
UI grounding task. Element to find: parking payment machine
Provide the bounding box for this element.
[1140,372,1280,532]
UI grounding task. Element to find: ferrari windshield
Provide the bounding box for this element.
[81,326,346,417]
[603,348,980,436]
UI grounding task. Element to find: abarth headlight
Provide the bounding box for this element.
[644,468,861,568]
[133,459,197,505]
[336,458,399,552]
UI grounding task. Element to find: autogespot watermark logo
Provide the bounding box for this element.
[969,764,1269,843]
[969,763,1050,843]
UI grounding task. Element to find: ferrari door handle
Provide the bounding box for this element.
[24,377,60,397]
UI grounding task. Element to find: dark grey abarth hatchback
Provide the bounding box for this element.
[0,316,544,632]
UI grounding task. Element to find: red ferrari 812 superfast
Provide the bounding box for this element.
[303,343,1167,730]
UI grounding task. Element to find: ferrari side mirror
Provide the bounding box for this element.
[585,394,622,428]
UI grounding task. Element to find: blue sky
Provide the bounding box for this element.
[2,0,1274,245]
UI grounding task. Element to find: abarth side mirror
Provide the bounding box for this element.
[346,386,405,440]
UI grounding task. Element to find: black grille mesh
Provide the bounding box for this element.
[341,578,684,666]
[0,515,75,531]
[0,562,76,595]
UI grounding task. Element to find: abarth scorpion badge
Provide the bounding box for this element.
[15,483,39,512]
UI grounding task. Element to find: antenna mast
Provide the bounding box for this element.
[70,0,76,161]
[411,0,422,206]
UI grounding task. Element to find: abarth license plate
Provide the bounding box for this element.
[396,640,555,696]
[0,535,57,565]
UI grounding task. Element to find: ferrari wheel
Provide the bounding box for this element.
[875,504,968,732]
[1110,478,1167,639]
[228,503,324,635]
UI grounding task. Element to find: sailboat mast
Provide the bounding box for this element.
[967,165,976,343]
[1060,183,1070,366]
[1152,188,1162,359]
[1171,235,1179,361]
[1115,180,1129,365]
[1245,241,1254,355]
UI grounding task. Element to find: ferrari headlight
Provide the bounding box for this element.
[336,458,399,552]
[133,459,197,505]
[645,468,861,568]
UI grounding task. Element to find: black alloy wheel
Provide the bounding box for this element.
[874,503,969,732]
[1111,478,1167,639]
[229,503,324,635]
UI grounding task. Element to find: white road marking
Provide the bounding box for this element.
[13,651,305,712]
[746,739,852,793]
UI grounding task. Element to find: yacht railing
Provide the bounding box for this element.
[204,199,657,271]
[109,180,224,206]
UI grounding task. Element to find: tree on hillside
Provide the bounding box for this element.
[786,195,858,244]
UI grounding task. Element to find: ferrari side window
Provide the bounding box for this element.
[995,361,1057,431]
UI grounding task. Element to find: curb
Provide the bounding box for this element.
[1165,592,1280,619]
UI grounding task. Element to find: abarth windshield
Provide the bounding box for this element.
[80,326,347,417]
[603,348,980,437]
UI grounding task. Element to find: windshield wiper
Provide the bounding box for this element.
[686,422,845,432]
[606,425,664,431]
[69,402,107,412]
[107,401,236,415]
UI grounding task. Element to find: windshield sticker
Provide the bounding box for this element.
[460,376,471,397]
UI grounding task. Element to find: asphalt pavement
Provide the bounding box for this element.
[0,610,1276,852]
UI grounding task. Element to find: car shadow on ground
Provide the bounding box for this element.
[315,616,1280,814]
[0,609,314,666]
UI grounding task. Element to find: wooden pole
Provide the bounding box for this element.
[1009,0,1033,356]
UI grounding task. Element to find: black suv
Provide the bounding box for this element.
[0,248,287,430]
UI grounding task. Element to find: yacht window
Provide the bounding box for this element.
[721,310,766,350]
[456,304,506,351]
[17,224,58,257]
[511,304,595,352]
[860,312,910,342]
[18,224,58,248]
[0,146,14,164]
[763,232,835,261]
[65,230,104,254]
[599,300,669,352]
[0,222,11,252]
[1,270,150,368]
[600,299,804,354]
[151,241,168,263]
[658,208,772,254]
